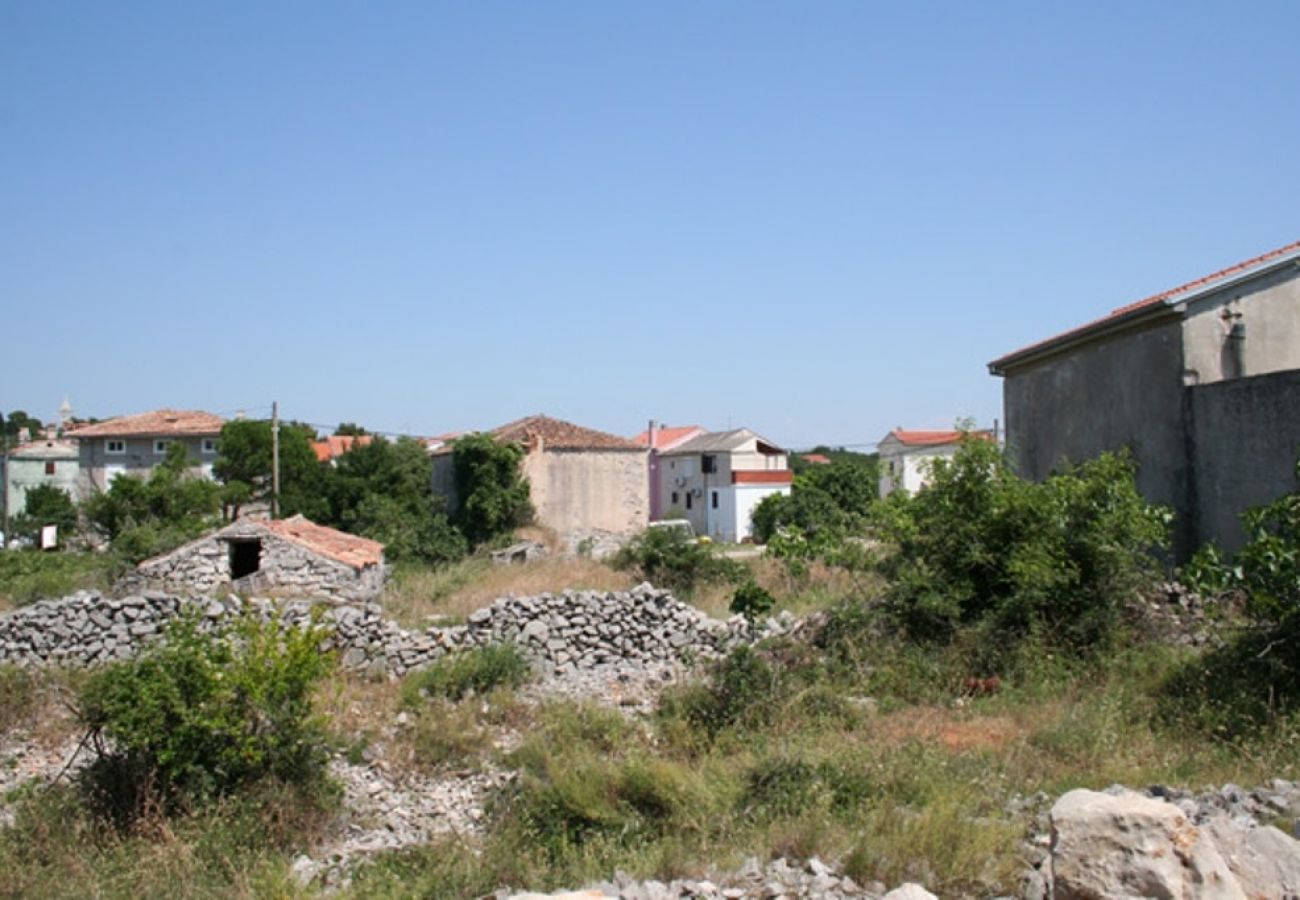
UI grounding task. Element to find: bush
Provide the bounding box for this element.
[77,611,333,820]
[402,644,531,704]
[667,646,782,738]
[872,440,1168,657]
[730,579,775,623]
[0,551,122,606]
[452,433,534,547]
[612,526,743,594]
[11,485,78,542]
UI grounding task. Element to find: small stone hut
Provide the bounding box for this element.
[128,515,387,601]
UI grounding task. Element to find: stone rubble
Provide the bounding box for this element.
[496,858,935,900]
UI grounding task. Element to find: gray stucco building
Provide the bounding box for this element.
[69,409,225,494]
[990,239,1300,557]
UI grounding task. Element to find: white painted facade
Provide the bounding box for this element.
[658,429,792,541]
[877,429,993,497]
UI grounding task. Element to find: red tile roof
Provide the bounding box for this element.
[70,409,225,438]
[888,429,994,447]
[312,435,373,462]
[990,239,1300,373]
[800,453,832,465]
[260,515,384,570]
[631,425,705,450]
[732,470,794,484]
[492,415,643,451]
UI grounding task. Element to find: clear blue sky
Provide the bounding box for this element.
[4,2,1298,449]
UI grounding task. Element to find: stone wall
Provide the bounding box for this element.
[122,525,385,601]
[0,584,790,676]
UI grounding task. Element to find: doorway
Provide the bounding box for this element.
[229,540,261,580]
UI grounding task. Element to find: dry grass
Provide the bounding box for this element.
[382,556,637,627]
[689,556,880,620]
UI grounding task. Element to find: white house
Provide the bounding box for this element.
[656,428,792,542]
[877,429,994,497]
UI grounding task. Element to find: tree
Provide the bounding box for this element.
[83,443,222,561]
[334,422,368,436]
[1,410,45,449]
[319,437,466,564]
[451,434,533,547]
[751,458,878,544]
[12,485,78,542]
[212,419,324,520]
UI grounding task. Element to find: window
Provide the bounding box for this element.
[702,454,717,474]
[202,438,218,454]
[685,493,693,510]
[105,439,126,455]
[45,461,56,476]
[711,491,719,509]
[154,439,172,454]
[229,540,261,579]
[671,491,679,506]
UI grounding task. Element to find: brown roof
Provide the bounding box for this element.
[990,239,1300,374]
[887,428,994,447]
[492,414,643,451]
[631,425,705,450]
[260,515,384,570]
[70,409,225,438]
[313,434,373,462]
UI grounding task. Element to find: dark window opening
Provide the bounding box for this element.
[671,491,679,505]
[229,540,262,580]
[45,461,56,475]
[702,454,717,474]
[685,493,693,510]
[711,491,719,509]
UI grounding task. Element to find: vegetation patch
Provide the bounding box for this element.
[0,550,122,607]
[401,644,531,705]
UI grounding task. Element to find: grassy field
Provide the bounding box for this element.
[3,548,1297,899]
[0,551,122,609]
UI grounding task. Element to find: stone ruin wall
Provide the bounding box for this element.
[123,528,384,602]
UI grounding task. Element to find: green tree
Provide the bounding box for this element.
[212,419,324,520]
[451,433,533,547]
[872,439,1168,656]
[83,443,222,561]
[320,437,466,564]
[334,422,368,436]
[751,459,878,544]
[1,410,45,449]
[12,485,78,542]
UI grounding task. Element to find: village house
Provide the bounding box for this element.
[432,414,649,536]
[632,422,706,521]
[877,428,995,498]
[124,514,386,601]
[1,437,81,516]
[655,428,792,542]
[989,238,1300,555]
[69,409,225,494]
[313,434,373,464]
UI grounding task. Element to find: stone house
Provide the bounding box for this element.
[432,414,649,536]
[632,422,706,521]
[656,428,792,542]
[877,428,995,498]
[69,409,225,494]
[989,238,1300,556]
[127,514,386,601]
[2,438,80,516]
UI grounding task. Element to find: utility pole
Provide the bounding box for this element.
[1,440,9,547]
[271,401,280,520]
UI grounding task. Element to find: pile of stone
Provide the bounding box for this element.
[1023,785,1300,899]
[0,585,794,680]
[499,858,936,900]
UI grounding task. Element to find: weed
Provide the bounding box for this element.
[401,644,530,705]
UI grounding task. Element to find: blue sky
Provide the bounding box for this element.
[4,2,1298,449]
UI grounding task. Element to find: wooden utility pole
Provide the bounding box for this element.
[271,401,280,520]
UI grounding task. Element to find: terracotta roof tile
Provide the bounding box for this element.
[260,515,384,570]
[312,435,373,462]
[990,239,1300,372]
[631,425,705,450]
[888,429,994,447]
[492,415,643,451]
[70,409,225,438]
[800,453,832,465]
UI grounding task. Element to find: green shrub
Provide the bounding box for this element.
[730,579,775,623]
[872,440,1168,657]
[612,526,743,594]
[402,644,530,704]
[77,611,333,819]
[452,433,535,547]
[665,646,782,738]
[10,485,78,542]
[0,550,122,606]
[0,665,38,733]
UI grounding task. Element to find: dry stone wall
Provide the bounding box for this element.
[0,584,791,677]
